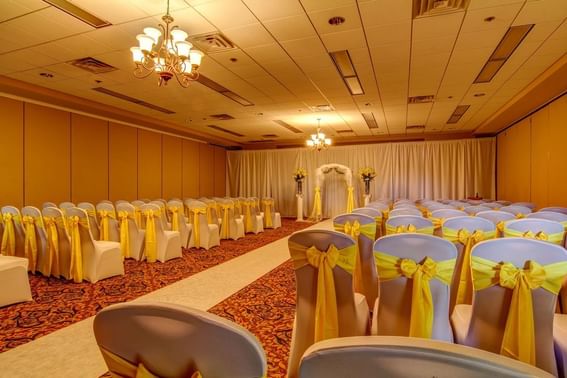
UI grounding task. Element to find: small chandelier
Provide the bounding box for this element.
[306,118,331,151]
[130,0,204,87]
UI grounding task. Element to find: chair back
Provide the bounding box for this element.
[527,211,567,227]
[539,206,567,215]
[495,200,512,206]
[99,200,113,205]
[139,198,151,203]
[366,202,389,212]
[131,200,145,208]
[42,202,57,209]
[513,202,536,210]
[65,207,96,282]
[500,205,532,217]
[427,204,456,211]
[150,201,169,227]
[373,234,456,341]
[385,215,433,235]
[482,202,501,209]
[476,210,515,223]
[466,238,567,374]
[116,203,142,259]
[390,208,422,217]
[288,230,366,377]
[21,206,46,273]
[464,205,490,215]
[59,202,75,211]
[78,202,100,240]
[200,198,219,225]
[167,200,189,241]
[333,213,378,307]
[298,336,554,378]
[93,302,267,378]
[261,197,277,227]
[503,218,565,245]
[115,200,129,206]
[42,206,71,278]
[96,202,119,241]
[449,201,469,210]
[1,206,25,258]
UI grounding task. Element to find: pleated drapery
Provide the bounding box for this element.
[227,138,495,218]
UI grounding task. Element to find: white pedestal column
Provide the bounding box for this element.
[364,194,371,207]
[296,194,304,221]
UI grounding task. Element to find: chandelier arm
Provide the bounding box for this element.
[133,64,156,79]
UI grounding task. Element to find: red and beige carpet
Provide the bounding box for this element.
[0,219,310,353]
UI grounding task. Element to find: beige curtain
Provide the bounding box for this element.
[227,138,495,217]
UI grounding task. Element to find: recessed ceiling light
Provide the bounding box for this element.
[230,58,238,62]
[484,16,495,22]
[448,96,453,99]
[39,72,54,78]
[328,16,345,26]
[474,93,486,97]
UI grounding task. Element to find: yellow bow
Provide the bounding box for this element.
[42,217,60,277]
[443,228,495,305]
[67,216,84,283]
[98,210,115,241]
[472,256,567,365]
[117,211,132,258]
[496,221,506,237]
[191,208,206,248]
[219,204,233,239]
[375,252,455,338]
[346,186,355,213]
[22,215,39,273]
[289,241,356,342]
[503,227,564,245]
[429,216,445,230]
[515,213,525,219]
[386,223,435,235]
[1,213,16,257]
[168,206,180,232]
[143,210,157,262]
[262,199,273,228]
[311,187,322,220]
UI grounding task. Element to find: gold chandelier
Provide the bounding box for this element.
[306,118,331,151]
[130,0,204,87]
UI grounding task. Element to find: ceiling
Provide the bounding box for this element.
[0,0,565,148]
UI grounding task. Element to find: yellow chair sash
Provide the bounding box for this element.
[22,215,39,273]
[85,209,97,223]
[503,227,564,245]
[205,203,215,225]
[442,227,495,305]
[168,206,180,232]
[242,202,253,233]
[219,204,233,239]
[289,241,356,342]
[67,216,87,283]
[191,208,206,248]
[310,187,322,220]
[496,221,506,238]
[346,186,354,213]
[375,251,455,338]
[118,211,133,258]
[262,199,273,228]
[98,210,116,241]
[472,256,567,365]
[1,213,17,257]
[143,210,158,262]
[333,220,376,299]
[381,209,389,236]
[99,346,202,378]
[385,223,434,235]
[42,216,60,277]
[429,216,444,230]
[133,207,143,228]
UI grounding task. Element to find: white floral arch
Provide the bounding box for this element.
[310,163,355,220]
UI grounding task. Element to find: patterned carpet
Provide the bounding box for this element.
[0,219,311,353]
[209,261,296,378]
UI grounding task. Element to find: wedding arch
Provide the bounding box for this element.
[310,163,355,220]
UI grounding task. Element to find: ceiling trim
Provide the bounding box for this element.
[0,75,242,147]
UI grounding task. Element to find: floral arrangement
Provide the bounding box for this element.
[293,168,307,182]
[359,167,376,181]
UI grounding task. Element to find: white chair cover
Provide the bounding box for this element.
[0,255,32,307]
[186,201,220,250]
[116,203,145,261]
[139,204,182,263]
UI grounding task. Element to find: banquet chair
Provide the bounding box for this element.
[243,198,264,234]
[217,199,244,240]
[449,201,470,210]
[555,314,567,378]
[540,207,567,216]
[495,200,512,206]
[503,218,565,246]
[131,200,145,208]
[41,207,71,278]
[426,203,457,212]
[389,207,422,217]
[298,336,554,378]
[333,213,378,307]
[21,206,47,274]
[166,200,190,248]
[451,238,567,375]
[96,202,120,242]
[115,203,145,260]
[385,215,434,235]
[150,201,171,231]
[352,207,383,239]
[77,202,100,241]
[114,200,129,207]
[527,211,567,228]
[261,197,281,229]
[500,205,532,218]
[65,207,124,283]
[99,200,114,205]
[139,198,151,203]
[287,230,369,378]
[1,206,25,258]
[428,209,468,236]
[42,201,57,209]
[139,204,182,262]
[513,202,536,210]
[93,302,267,378]
[186,201,220,250]
[59,202,75,213]
[199,198,221,226]
[476,210,516,236]
[441,216,496,310]
[372,234,456,342]
[464,205,491,215]
[481,202,501,209]
[0,255,32,307]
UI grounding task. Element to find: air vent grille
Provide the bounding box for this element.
[92,87,175,114]
[413,0,470,18]
[273,120,302,134]
[408,95,434,104]
[190,32,236,53]
[197,75,254,106]
[309,104,335,112]
[210,114,234,120]
[69,57,117,74]
[336,129,354,134]
[406,125,425,130]
[44,0,111,28]
[208,125,243,137]
[447,105,470,124]
[261,134,278,138]
[361,112,379,129]
[248,139,275,143]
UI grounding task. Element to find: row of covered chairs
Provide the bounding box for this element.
[92,302,552,378]
[287,224,567,377]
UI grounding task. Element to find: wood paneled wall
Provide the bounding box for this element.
[0,97,226,208]
[497,94,567,208]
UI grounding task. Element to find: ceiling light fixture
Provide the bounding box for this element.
[306,118,331,151]
[130,0,204,87]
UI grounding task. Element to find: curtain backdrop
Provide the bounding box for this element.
[226,138,496,217]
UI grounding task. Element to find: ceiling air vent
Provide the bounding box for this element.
[208,125,243,137]
[336,129,354,134]
[197,75,254,106]
[91,87,175,114]
[261,134,278,138]
[43,0,111,28]
[447,104,470,124]
[190,32,236,54]
[361,112,379,129]
[408,95,434,104]
[273,120,302,134]
[210,113,235,120]
[69,57,117,74]
[413,0,470,18]
[309,104,335,112]
[406,125,425,130]
[248,139,275,143]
